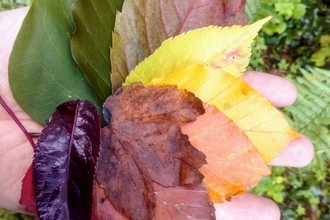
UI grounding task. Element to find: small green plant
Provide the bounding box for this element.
[246,0,307,35]
[247,0,330,76]
[311,34,330,66]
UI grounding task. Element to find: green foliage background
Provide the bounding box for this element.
[1,0,330,219]
[0,0,30,11]
[246,0,330,219]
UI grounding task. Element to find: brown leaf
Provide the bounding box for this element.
[96,83,207,219]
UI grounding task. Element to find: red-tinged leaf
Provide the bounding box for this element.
[153,182,216,220]
[33,100,101,220]
[93,181,215,220]
[181,106,271,202]
[20,165,37,213]
[96,83,207,219]
[111,0,248,92]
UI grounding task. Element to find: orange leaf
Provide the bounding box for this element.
[152,65,300,162]
[181,105,271,203]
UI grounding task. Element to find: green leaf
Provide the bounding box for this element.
[71,0,124,102]
[245,0,261,21]
[320,35,330,47]
[262,18,286,35]
[275,3,294,20]
[311,47,330,67]
[111,0,248,92]
[292,3,306,19]
[9,0,100,126]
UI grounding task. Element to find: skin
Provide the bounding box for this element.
[0,7,314,219]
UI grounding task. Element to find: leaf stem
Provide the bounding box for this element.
[0,96,35,148]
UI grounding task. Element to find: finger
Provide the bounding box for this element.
[215,193,280,220]
[243,71,297,108]
[268,135,314,167]
[243,71,314,167]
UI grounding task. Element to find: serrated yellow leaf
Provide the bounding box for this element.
[123,17,271,86]
[151,64,300,162]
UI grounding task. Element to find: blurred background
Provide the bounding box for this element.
[0,0,30,11]
[246,1,330,219]
[1,0,329,219]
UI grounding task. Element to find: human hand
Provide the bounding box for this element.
[0,7,314,219]
[214,71,314,220]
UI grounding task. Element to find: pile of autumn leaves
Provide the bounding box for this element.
[17,14,299,220]
[101,17,298,219]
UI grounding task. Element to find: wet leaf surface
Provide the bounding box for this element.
[33,100,101,220]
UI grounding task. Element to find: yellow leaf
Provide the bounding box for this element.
[151,65,300,162]
[124,17,271,86]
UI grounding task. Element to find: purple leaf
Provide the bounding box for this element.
[33,100,101,220]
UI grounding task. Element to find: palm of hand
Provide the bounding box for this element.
[0,96,42,212]
[0,53,42,213]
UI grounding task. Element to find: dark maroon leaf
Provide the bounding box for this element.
[96,83,207,219]
[33,100,101,220]
[111,0,248,92]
